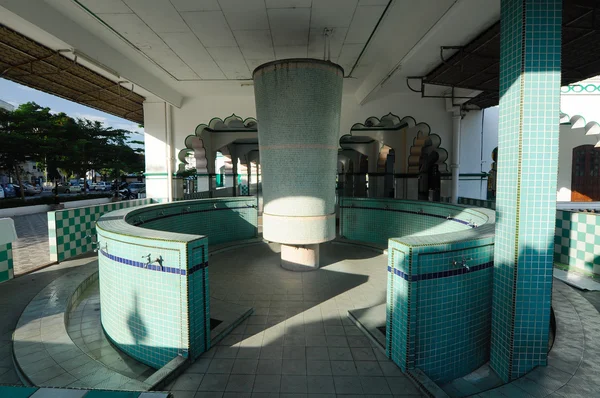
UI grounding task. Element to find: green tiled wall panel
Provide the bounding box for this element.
[98,226,196,368]
[48,198,154,262]
[340,197,488,247]
[554,210,600,273]
[387,237,495,384]
[96,197,257,369]
[126,198,258,245]
[0,242,14,284]
[491,0,562,382]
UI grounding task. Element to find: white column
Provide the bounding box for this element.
[451,112,461,204]
[143,101,172,202]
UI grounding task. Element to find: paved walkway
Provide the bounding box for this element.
[11,213,51,276]
[165,242,423,398]
[0,253,96,386]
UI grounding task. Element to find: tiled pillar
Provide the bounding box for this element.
[490,0,561,382]
[254,59,343,270]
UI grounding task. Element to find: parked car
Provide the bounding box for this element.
[21,182,42,196]
[52,183,82,194]
[94,181,111,191]
[2,183,18,198]
[128,183,146,199]
[0,186,4,199]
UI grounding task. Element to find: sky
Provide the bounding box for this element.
[0,78,144,142]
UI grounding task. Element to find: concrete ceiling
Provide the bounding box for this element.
[76,0,389,80]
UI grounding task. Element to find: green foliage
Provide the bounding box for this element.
[0,193,113,209]
[0,101,145,186]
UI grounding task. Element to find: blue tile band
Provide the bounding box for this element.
[339,205,476,228]
[130,206,253,226]
[388,261,493,281]
[99,249,208,275]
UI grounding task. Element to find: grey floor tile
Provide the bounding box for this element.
[257,359,282,375]
[331,361,358,376]
[232,359,259,374]
[356,361,383,376]
[351,347,377,361]
[306,360,332,375]
[282,359,307,375]
[253,374,282,393]
[226,374,255,392]
[172,374,204,391]
[281,375,308,393]
[198,374,230,392]
[207,359,235,374]
[333,375,364,394]
[306,375,336,394]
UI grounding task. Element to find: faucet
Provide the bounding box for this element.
[447,214,452,220]
[182,207,190,214]
[418,208,424,214]
[452,257,473,271]
[93,241,107,253]
[213,203,218,209]
[142,254,164,269]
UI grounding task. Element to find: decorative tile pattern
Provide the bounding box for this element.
[97,197,258,369]
[554,210,600,274]
[491,0,562,382]
[48,199,154,262]
[0,242,14,284]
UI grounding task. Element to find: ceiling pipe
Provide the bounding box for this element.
[378,0,464,89]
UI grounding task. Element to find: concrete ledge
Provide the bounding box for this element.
[12,264,151,390]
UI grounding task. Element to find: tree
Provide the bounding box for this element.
[0,103,56,199]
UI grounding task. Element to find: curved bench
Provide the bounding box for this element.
[95,197,258,369]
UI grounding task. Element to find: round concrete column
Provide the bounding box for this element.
[253,59,343,271]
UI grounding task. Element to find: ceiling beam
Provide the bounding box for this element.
[0,0,183,108]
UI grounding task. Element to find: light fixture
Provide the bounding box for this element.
[72,50,120,79]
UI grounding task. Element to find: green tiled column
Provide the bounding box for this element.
[491,0,561,382]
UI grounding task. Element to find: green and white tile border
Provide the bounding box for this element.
[48,198,154,262]
[554,210,600,274]
[0,242,14,284]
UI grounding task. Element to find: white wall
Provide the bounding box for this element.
[168,89,452,170]
[145,85,453,200]
[456,107,499,200]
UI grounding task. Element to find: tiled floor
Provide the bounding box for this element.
[67,283,155,382]
[0,254,97,386]
[11,212,51,276]
[166,242,423,398]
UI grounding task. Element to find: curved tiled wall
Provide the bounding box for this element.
[96,197,258,368]
[339,197,495,383]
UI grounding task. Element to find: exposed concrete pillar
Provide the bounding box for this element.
[490,0,561,383]
[254,59,343,271]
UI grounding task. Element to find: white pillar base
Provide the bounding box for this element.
[281,244,319,272]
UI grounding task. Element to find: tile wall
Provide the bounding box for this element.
[554,210,600,274]
[491,0,561,382]
[48,198,154,262]
[341,197,495,383]
[97,197,257,368]
[387,233,495,384]
[339,197,488,247]
[0,242,13,284]
[126,197,258,245]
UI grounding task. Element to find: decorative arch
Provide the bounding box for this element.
[177,114,258,174]
[560,111,600,143]
[341,113,449,174]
